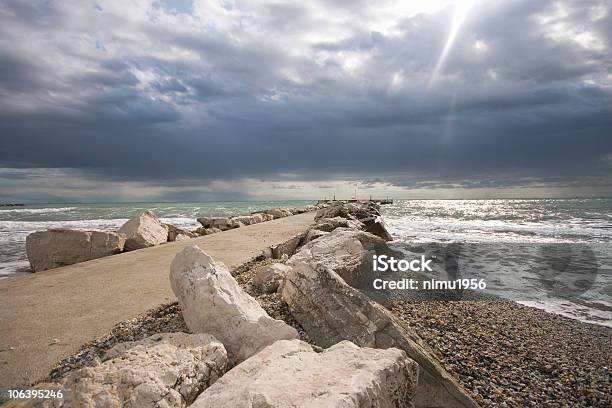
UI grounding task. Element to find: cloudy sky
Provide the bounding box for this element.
[0,0,611,202]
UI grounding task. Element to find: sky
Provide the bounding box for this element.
[0,0,611,202]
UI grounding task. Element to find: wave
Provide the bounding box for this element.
[0,260,31,277]
[518,300,612,328]
[0,219,128,232]
[0,207,77,214]
[384,214,612,244]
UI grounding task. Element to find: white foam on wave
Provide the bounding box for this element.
[382,200,612,328]
[384,214,612,244]
[159,217,200,229]
[518,300,612,328]
[0,207,77,214]
[0,260,31,278]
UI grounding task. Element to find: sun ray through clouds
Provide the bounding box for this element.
[429,0,476,87]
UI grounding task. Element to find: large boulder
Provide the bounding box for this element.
[165,224,197,242]
[196,217,240,231]
[26,229,126,272]
[304,228,329,243]
[253,263,292,293]
[118,210,168,251]
[263,208,292,219]
[252,212,274,222]
[170,246,298,364]
[363,216,394,241]
[192,339,418,408]
[194,227,222,236]
[314,203,393,241]
[281,262,479,408]
[314,216,365,232]
[288,228,385,288]
[64,332,227,408]
[270,232,305,259]
[231,214,266,226]
[249,213,266,224]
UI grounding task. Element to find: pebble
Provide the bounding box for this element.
[391,299,612,408]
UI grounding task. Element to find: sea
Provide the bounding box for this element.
[1,198,610,327]
[383,199,612,327]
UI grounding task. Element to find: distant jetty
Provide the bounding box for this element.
[317,198,393,205]
[0,203,25,207]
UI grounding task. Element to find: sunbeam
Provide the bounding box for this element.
[429,1,475,87]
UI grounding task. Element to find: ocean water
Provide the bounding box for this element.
[0,201,314,278]
[381,199,612,327]
[2,199,611,327]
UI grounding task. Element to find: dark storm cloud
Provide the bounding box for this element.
[0,0,611,200]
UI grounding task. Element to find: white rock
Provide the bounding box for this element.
[304,228,329,243]
[26,229,126,272]
[253,263,292,293]
[250,213,266,224]
[192,339,419,408]
[194,227,222,236]
[165,224,197,242]
[196,217,237,231]
[64,332,227,408]
[231,215,257,226]
[361,216,394,241]
[314,216,365,232]
[263,208,292,219]
[314,201,379,221]
[169,246,298,364]
[118,210,168,251]
[288,228,384,288]
[281,261,479,408]
[271,232,305,259]
[260,247,273,259]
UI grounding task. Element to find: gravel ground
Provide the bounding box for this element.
[391,299,612,408]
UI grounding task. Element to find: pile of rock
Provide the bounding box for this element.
[165,223,198,242]
[50,242,420,407]
[313,201,393,241]
[192,339,418,408]
[24,205,321,272]
[193,205,321,236]
[244,201,477,408]
[25,210,173,272]
[64,332,228,407]
[178,244,421,407]
[259,202,478,407]
[169,246,299,365]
